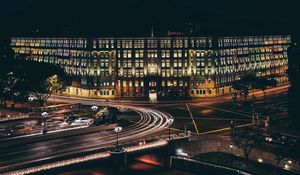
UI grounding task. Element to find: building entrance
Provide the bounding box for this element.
[149,90,157,103]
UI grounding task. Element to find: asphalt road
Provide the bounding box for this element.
[46,85,290,136]
[0,85,291,173]
[148,85,290,135]
[0,105,173,173]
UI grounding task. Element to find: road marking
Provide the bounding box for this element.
[175,107,187,110]
[199,123,253,135]
[190,103,252,118]
[170,117,251,121]
[186,103,200,135]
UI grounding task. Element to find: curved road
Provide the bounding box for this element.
[0,104,173,173]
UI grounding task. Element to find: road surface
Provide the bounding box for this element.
[0,105,173,173]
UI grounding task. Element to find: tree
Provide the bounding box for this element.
[231,92,237,107]
[93,107,119,126]
[47,74,65,102]
[253,78,277,103]
[232,78,250,102]
[0,59,70,107]
[24,61,69,106]
[231,127,259,159]
[0,36,15,60]
[287,40,300,128]
[233,74,277,103]
[0,59,15,106]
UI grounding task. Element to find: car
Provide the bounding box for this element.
[71,117,93,126]
[75,117,93,124]
[59,122,69,127]
[52,116,65,121]
[64,116,78,122]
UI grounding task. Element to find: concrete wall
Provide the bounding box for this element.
[174,135,299,172]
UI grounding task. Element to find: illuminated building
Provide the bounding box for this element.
[10,35,291,100]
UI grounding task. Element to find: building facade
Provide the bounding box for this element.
[10,35,290,100]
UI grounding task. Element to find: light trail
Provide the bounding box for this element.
[0,104,173,174]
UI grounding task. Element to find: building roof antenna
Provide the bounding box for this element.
[151,22,154,37]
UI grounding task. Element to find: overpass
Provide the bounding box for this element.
[1,134,190,175]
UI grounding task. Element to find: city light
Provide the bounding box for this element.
[28,97,34,102]
[91,105,98,111]
[114,126,123,151]
[41,112,48,118]
[284,164,290,170]
[10,35,290,99]
[1,1,297,175]
[114,126,122,133]
[168,118,174,139]
[176,148,188,157]
[6,140,169,175]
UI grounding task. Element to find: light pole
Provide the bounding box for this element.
[168,118,174,140]
[114,126,122,151]
[288,160,292,171]
[230,144,234,165]
[28,96,34,102]
[230,144,234,154]
[105,99,109,107]
[41,112,48,134]
[91,105,98,116]
[28,96,34,110]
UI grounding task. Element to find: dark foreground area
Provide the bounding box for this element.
[33,159,195,175]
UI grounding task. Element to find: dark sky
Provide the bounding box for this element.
[1,0,300,37]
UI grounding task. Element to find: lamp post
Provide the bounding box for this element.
[288,160,292,171]
[105,99,109,107]
[91,105,98,116]
[168,118,174,139]
[41,112,48,134]
[230,144,234,165]
[114,126,122,151]
[28,96,34,110]
[28,96,34,102]
[230,144,234,154]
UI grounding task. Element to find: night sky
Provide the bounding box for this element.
[1,0,300,38]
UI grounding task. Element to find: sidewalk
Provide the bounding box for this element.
[51,84,290,105]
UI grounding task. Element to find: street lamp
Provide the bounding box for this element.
[28,96,34,102]
[91,105,98,116]
[28,96,35,111]
[168,118,174,140]
[105,99,109,107]
[91,105,98,111]
[229,144,234,165]
[229,144,234,154]
[114,126,122,151]
[41,112,49,134]
[288,160,292,171]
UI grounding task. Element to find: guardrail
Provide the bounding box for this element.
[171,156,252,175]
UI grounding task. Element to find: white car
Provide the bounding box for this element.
[72,117,93,126]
